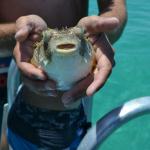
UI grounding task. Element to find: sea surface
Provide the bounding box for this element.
[89,0,150,150]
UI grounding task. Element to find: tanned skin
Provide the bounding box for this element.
[0,0,127,110]
[0,0,127,50]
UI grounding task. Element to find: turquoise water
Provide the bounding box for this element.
[89,0,150,150]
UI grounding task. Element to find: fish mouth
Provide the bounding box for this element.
[56,43,76,54]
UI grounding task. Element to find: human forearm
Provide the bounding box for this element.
[98,0,127,43]
[0,22,16,49]
[0,23,16,38]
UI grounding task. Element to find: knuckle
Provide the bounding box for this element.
[22,69,36,79]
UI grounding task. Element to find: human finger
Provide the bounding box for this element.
[62,74,93,105]
[86,34,115,96]
[78,16,119,34]
[29,33,42,42]
[15,15,47,42]
[94,33,115,62]
[15,25,33,42]
[13,41,47,80]
[22,75,57,96]
[86,64,112,96]
[19,62,47,80]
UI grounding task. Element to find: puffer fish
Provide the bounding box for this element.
[31,26,95,90]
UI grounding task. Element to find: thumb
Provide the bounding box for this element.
[15,25,33,42]
[78,16,119,34]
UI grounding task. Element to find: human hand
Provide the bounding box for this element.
[14,15,57,96]
[14,14,48,79]
[21,74,57,97]
[62,16,119,105]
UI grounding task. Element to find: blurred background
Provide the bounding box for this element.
[89,0,150,150]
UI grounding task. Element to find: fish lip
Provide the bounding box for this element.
[56,48,76,54]
[55,42,77,54]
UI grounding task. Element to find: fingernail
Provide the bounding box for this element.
[109,17,120,25]
[111,17,119,21]
[15,30,24,41]
[15,32,19,39]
